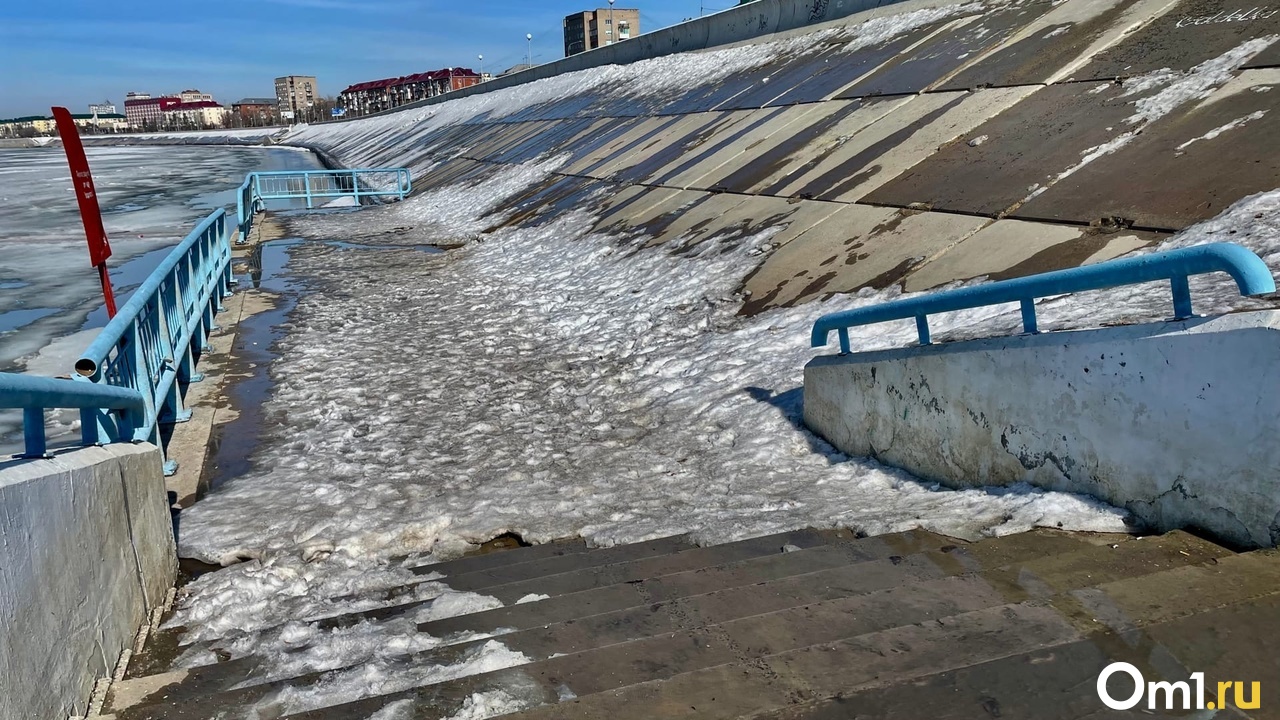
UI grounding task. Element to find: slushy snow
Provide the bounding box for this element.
[136,3,1280,715]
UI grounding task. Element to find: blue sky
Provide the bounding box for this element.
[0,0,740,117]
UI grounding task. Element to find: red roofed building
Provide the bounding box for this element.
[338,68,483,118]
[125,91,227,130]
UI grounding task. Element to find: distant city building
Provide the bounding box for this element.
[0,113,129,137]
[124,92,227,130]
[564,7,639,56]
[88,100,117,116]
[275,76,318,120]
[338,68,481,117]
[178,89,214,103]
[231,98,279,126]
[0,116,55,137]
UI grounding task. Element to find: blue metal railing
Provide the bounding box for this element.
[74,209,235,473]
[811,243,1277,353]
[4,164,410,469]
[1,208,234,471]
[235,168,411,244]
[0,375,146,459]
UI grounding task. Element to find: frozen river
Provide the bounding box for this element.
[0,144,324,451]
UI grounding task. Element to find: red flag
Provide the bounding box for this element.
[52,107,117,317]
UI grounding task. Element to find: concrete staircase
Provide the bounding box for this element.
[101,528,1280,719]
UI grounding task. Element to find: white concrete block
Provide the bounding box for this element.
[804,311,1280,547]
[0,444,176,719]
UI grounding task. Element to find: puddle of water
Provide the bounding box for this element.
[200,237,442,495]
[0,281,27,290]
[201,239,300,494]
[0,307,60,333]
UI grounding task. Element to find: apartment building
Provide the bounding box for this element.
[275,75,318,120]
[564,7,639,56]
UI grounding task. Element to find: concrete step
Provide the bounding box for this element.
[104,528,1090,716]
[141,528,898,676]
[484,550,1280,720]
[425,528,848,600]
[261,532,1228,719]
[417,528,1103,639]
[107,529,944,706]
[743,595,1280,720]
[105,531,1213,720]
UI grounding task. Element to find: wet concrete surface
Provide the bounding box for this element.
[838,2,1057,98]
[938,0,1158,89]
[1073,0,1280,79]
[1016,68,1280,228]
[861,82,1147,217]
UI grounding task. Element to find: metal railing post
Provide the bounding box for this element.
[22,407,47,458]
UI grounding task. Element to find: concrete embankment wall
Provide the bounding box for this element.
[803,311,1280,548]
[0,444,176,719]
[289,0,1280,315]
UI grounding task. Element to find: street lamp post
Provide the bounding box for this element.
[609,0,615,45]
[526,33,533,67]
[478,54,485,80]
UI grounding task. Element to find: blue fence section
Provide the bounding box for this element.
[811,243,1277,353]
[0,375,146,459]
[235,167,411,242]
[1,208,234,472]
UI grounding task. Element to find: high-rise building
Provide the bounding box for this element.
[564,7,639,56]
[274,76,318,120]
[88,100,117,116]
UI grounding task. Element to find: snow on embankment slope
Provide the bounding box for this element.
[160,0,1280,702]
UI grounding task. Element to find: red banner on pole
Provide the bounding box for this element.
[52,106,117,317]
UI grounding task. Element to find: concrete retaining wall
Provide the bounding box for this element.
[343,0,913,122]
[0,444,176,720]
[804,311,1280,548]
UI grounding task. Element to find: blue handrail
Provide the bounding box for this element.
[69,208,235,473]
[234,167,411,244]
[811,243,1277,352]
[0,374,146,459]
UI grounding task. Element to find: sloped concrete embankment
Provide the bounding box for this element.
[0,445,177,719]
[805,311,1280,548]
[287,0,1280,312]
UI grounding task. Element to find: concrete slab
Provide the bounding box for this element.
[692,99,909,194]
[487,118,598,164]
[902,218,1161,291]
[805,311,1280,548]
[1071,0,1280,79]
[772,87,1036,203]
[1015,68,1280,229]
[640,106,798,187]
[712,45,849,111]
[862,83,1144,216]
[648,195,847,256]
[559,116,682,177]
[739,206,989,314]
[641,191,756,247]
[485,176,599,231]
[455,121,545,162]
[607,111,749,183]
[591,186,688,235]
[0,444,175,720]
[838,4,1057,98]
[939,0,1178,89]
